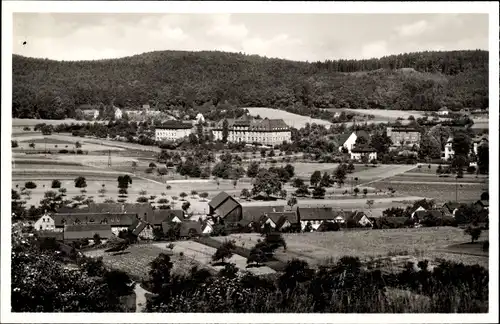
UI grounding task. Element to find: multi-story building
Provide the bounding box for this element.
[386,126,421,147]
[155,121,194,142]
[212,114,291,145]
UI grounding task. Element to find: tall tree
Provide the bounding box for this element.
[222,119,229,144]
[310,171,322,187]
[251,169,282,198]
[477,144,489,174]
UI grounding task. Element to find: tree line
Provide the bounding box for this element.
[13,50,488,120]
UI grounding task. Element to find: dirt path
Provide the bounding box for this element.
[134,282,151,312]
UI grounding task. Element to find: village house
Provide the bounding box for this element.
[410,206,426,220]
[386,126,421,148]
[444,135,487,161]
[34,213,56,231]
[54,213,138,236]
[263,211,299,232]
[82,109,99,120]
[201,221,214,235]
[128,218,155,240]
[240,205,285,228]
[179,221,203,238]
[155,121,194,142]
[347,211,373,227]
[212,114,291,146]
[208,191,242,224]
[147,209,185,227]
[437,107,450,116]
[442,202,460,217]
[350,146,377,161]
[114,107,123,120]
[412,209,444,223]
[335,130,371,153]
[296,207,347,231]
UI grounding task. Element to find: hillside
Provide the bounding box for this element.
[12,50,488,120]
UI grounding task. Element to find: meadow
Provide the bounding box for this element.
[244,107,332,129]
[213,227,489,269]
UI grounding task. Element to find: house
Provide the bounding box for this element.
[148,209,184,227]
[63,224,113,242]
[472,135,488,155]
[241,205,285,224]
[350,146,377,161]
[179,221,203,238]
[386,126,421,148]
[54,213,139,236]
[208,192,242,223]
[412,210,443,223]
[437,107,450,116]
[410,206,426,220]
[195,113,205,124]
[82,109,99,120]
[296,207,343,231]
[265,211,298,231]
[114,107,123,120]
[348,211,373,227]
[128,219,154,240]
[212,115,291,145]
[34,213,56,231]
[333,112,342,118]
[336,130,371,153]
[442,202,460,217]
[155,121,194,141]
[474,200,489,212]
[201,221,213,234]
[444,137,454,160]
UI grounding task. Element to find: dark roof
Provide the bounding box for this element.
[155,121,193,129]
[389,126,420,133]
[88,203,153,218]
[161,221,173,234]
[266,211,298,225]
[56,206,90,214]
[63,224,113,240]
[147,209,184,225]
[37,231,64,241]
[179,221,202,237]
[242,205,285,222]
[128,219,148,236]
[215,198,241,218]
[54,213,137,227]
[439,107,449,111]
[298,207,338,221]
[349,211,369,223]
[209,192,231,209]
[335,133,352,146]
[414,210,443,220]
[238,219,255,227]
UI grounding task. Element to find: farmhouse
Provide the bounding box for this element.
[437,107,450,116]
[179,221,202,238]
[350,146,377,161]
[34,213,55,231]
[264,211,299,231]
[114,107,123,120]
[335,130,371,153]
[147,209,184,227]
[208,191,242,223]
[442,202,460,216]
[201,221,214,235]
[348,211,373,227]
[410,206,426,220]
[412,210,444,223]
[296,207,345,231]
[474,200,489,212]
[212,114,291,145]
[155,121,194,141]
[444,135,487,160]
[128,219,154,240]
[54,213,138,235]
[63,224,113,242]
[386,126,421,147]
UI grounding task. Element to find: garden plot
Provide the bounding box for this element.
[212,228,489,269]
[153,241,275,276]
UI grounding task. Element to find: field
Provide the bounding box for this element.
[13,134,125,152]
[244,107,332,129]
[212,227,489,269]
[84,241,275,280]
[12,118,106,126]
[340,108,428,121]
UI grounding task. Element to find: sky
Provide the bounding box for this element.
[12,13,489,62]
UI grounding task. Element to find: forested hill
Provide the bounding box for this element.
[12,50,488,120]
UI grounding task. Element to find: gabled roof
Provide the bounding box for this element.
[54,213,137,227]
[88,203,153,219]
[147,209,184,225]
[266,211,298,225]
[439,107,449,111]
[442,202,460,213]
[128,219,149,236]
[349,211,369,223]
[215,198,241,218]
[298,207,337,221]
[354,130,371,140]
[351,145,377,153]
[209,192,231,209]
[238,219,255,228]
[335,133,352,146]
[242,205,285,222]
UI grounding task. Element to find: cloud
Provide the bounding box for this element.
[242,33,304,60]
[206,14,249,41]
[396,20,429,37]
[361,41,389,59]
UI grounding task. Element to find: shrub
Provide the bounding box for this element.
[51,180,62,189]
[467,166,476,174]
[76,149,84,155]
[137,196,149,203]
[59,149,69,154]
[464,225,482,243]
[12,140,19,148]
[482,241,489,252]
[25,181,37,189]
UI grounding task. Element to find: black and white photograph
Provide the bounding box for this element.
[1,1,498,323]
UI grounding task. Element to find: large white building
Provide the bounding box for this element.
[34,214,55,231]
[212,115,291,145]
[155,121,194,142]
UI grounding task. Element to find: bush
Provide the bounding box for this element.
[59,149,69,154]
[12,140,19,148]
[76,149,84,155]
[51,180,62,189]
[482,241,489,252]
[136,196,149,203]
[25,181,37,189]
